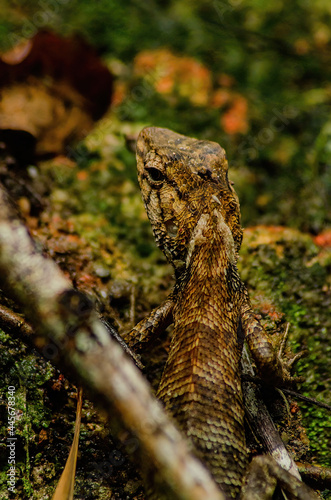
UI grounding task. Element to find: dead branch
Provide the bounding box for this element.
[241,347,301,479]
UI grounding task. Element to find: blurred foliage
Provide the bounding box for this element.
[0,1,331,494]
[1,0,331,231]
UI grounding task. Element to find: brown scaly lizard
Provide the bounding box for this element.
[125,127,319,499]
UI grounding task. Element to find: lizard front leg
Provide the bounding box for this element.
[240,288,321,499]
[240,286,301,386]
[123,298,174,350]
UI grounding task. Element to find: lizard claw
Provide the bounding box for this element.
[275,323,306,387]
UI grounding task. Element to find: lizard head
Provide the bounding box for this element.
[136,127,243,274]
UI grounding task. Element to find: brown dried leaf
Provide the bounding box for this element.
[52,387,83,500]
[0,30,113,156]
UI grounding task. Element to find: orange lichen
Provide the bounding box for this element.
[133,48,212,106]
[221,95,248,135]
[77,170,89,181]
[314,230,331,248]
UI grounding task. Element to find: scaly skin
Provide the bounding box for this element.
[128,127,308,498]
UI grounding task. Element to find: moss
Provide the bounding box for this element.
[239,227,331,467]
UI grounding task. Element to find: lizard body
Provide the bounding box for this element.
[127,127,317,499]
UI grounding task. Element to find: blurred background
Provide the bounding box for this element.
[0,2,330,499]
[1,0,331,231]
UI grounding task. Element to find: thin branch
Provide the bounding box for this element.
[281,389,331,412]
[297,462,331,490]
[241,346,301,480]
[242,374,331,412]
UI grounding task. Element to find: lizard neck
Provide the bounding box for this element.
[175,208,243,314]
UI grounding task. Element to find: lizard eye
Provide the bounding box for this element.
[145,167,165,183]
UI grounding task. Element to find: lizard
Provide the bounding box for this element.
[124,126,319,499]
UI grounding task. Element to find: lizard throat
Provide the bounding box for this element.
[185,210,236,270]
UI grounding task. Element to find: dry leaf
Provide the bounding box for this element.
[0,30,113,157]
[52,387,83,500]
